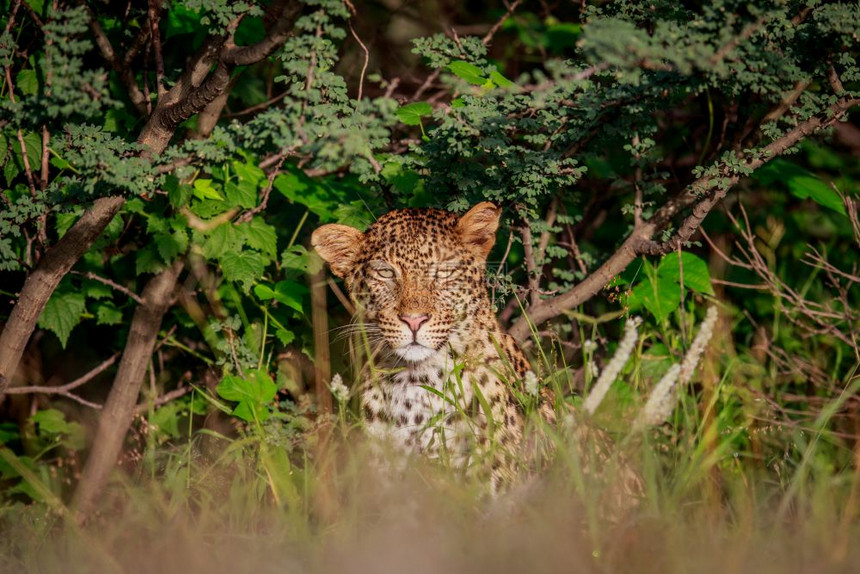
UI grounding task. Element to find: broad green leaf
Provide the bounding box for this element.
[165,176,192,208]
[149,401,182,439]
[155,230,188,262]
[193,179,224,201]
[629,275,681,322]
[238,218,278,258]
[448,61,486,85]
[216,369,277,422]
[254,281,306,314]
[281,245,322,276]
[136,244,165,274]
[31,409,86,451]
[657,252,714,295]
[81,278,113,300]
[754,159,845,215]
[219,250,265,291]
[16,70,39,96]
[232,161,265,185]
[489,69,516,88]
[224,181,258,209]
[12,132,42,176]
[395,102,433,126]
[96,302,123,325]
[37,291,86,348]
[275,327,295,346]
[202,224,241,259]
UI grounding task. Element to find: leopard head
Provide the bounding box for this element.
[312,202,501,363]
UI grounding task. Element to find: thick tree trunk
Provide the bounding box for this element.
[0,196,125,395]
[72,261,182,520]
[0,4,300,400]
[310,268,332,416]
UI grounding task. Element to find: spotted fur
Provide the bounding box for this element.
[313,202,535,490]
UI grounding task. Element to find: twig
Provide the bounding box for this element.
[223,92,288,117]
[521,221,540,308]
[148,0,166,98]
[327,278,355,315]
[7,353,120,409]
[508,93,860,341]
[349,22,369,102]
[536,197,558,263]
[134,386,192,415]
[40,126,49,190]
[236,169,279,224]
[71,271,144,304]
[482,0,524,46]
[86,7,148,115]
[828,63,846,95]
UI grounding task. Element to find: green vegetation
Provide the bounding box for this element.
[0,0,858,571]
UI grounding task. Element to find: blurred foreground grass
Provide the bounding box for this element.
[2,378,859,574]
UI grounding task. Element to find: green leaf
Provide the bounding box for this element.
[232,161,265,186]
[219,250,265,291]
[81,279,113,300]
[136,244,165,274]
[275,327,295,346]
[448,61,486,85]
[166,176,192,208]
[38,291,86,348]
[224,181,258,209]
[216,369,277,422]
[96,302,123,325]
[629,275,681,322]
[281,245,322,276]
[202,224,241,259]
[254,281,306,314]
[657,252,714,296]
[31,409,86,450]
[155,230,189,262]
[238,218,277,258]
[488,69,516,88]
[193,179,224,201]
[754,159,845,215]
[396,102,433,126]
[16,70,39,96]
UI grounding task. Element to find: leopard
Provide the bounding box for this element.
[312,202,540,491]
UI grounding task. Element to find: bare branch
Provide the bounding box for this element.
[134,386,192,415]
[221,0,302,66]
[86,9,148,115]
[349,22,369,101]
[508,94,860,341]
[9,353,119,396]
[521,222,541,308]
[148,0,167,99]
[70,271,144,304]
[482,0,523,46]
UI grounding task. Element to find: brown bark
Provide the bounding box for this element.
[0,3,301,400]
[310,268,333,416]
[72,261,183,520]
[507,95,860,342]
[0,196,125,395]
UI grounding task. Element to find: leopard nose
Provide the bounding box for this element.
[399,313,429,333]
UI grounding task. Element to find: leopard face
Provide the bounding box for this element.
[312,202,501,364]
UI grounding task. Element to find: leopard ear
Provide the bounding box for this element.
[456,202,501,259]
[311,224,364,278]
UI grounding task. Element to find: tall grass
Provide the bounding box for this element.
[1,307,859,574]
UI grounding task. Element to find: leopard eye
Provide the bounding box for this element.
[375,267,395,279]
[434,266,456,279]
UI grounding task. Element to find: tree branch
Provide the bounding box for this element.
[86,8,148,115]
[73,261,183,521]
[507,94,860,342]
[0,196,125,397]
